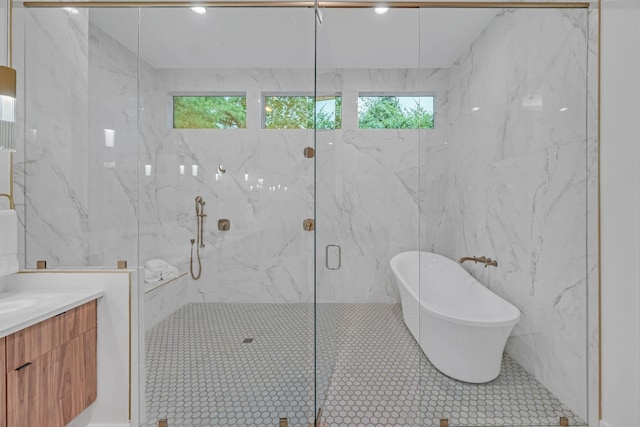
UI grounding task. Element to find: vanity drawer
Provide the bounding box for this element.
[6,329,97,427]
[6,300,97,373]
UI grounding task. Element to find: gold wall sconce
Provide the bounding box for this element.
[0,66,16,152]
[1,0,17,152]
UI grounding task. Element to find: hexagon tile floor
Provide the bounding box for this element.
[142,303,585,427]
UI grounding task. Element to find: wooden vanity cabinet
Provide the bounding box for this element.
[1,337,5,427]
[4,300,97,427]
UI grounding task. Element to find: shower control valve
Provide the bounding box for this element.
[218,218,231,231]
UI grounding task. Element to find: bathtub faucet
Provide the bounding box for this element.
[459,256,498,268]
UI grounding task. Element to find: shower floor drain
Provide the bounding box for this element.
[243,338,254,343]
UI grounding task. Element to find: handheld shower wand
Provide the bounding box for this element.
[190,196,206,280]
[196,196,206,248]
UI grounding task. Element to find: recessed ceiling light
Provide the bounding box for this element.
[374,7,389,15]
[472,106,480,111]
[559,107,568,112]
[191,6,207,15]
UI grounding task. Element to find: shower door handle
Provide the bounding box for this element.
[325,245,341,270]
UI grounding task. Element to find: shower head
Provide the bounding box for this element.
[195,196,205,213]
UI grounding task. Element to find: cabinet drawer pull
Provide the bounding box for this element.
[55,310,68,317]
[16,362,32,371]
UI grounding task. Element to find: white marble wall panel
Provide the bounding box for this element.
[139,68,316,303]
[439,8,590,420]
[88,22,140,267]
[144,274,189,331]
[22,16,451,304]
[131,65,447,304]
[22,9,90,267]
[315,68,450,303]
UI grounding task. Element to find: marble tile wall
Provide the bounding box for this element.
[143,68,316,303]
[87,20,141,267]
[144,274,189,332]
[436,8,591,420]
[141,67,449,304]
[82,15,450,304]
[315,69,450,303]
[22,9,90,267]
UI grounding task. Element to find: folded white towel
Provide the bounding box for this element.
[0,210,18,277]
[161,265,180,281]
[145,258,169,273]
[144,267,161,284]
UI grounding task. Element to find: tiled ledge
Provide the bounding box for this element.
[144,272,188,294]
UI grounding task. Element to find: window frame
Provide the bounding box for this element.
[261,92,342,130]
[170,92,248,130]
[357,92,436,130]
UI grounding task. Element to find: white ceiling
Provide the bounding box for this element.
[89,7,497,69]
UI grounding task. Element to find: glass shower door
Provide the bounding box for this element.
[313,5,592,427]
[313,6,425,425]
[137,6,317,426]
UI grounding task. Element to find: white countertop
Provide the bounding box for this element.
[0,290,104,338]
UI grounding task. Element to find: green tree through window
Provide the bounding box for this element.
[173,96,246,129]
[264,96,341,129]
[358,96,434,129]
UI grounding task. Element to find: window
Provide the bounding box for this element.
[264,95,342,129]
[173,95,246,129]
[358,95,434,129]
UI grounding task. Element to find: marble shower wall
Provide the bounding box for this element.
[21,14,143,268]
[88,21,142,267]
[22,9,90,267]
[435,9,590,419]
[86,9,447,303]
[139,68,316,303]
[315,69,450,303]
[137,67,450,304]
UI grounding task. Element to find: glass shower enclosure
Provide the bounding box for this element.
[17,2,594,426]
[314,5,593,427]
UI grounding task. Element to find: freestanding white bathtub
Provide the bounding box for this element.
[390,251,520,383]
